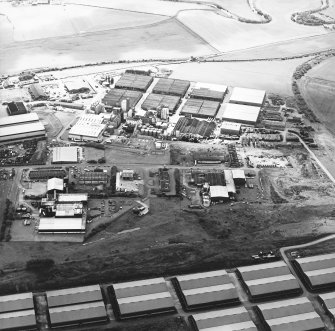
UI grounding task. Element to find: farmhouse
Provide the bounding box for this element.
[229,87,266,107]
[109,278,175,319]
[236,261,302,301]
[173,270,239,310]
[189,306,257,331]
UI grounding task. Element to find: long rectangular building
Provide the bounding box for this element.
[153,78,190,97]
[0,292,34,313]
[48,301,107,328]
[317,291,335,324]
[174,270,239,310]
[236,261,301,301]
[109,278,175,319]
[180,99,220,119]
[190,82,227,102]
[38,218,85,233]
[46,285,103,308]
[115,74,153,92]
[189,306,257,331]
[255,297,324,331]
[0,122,46,143]
[0,310,37,331]
[220,103,261,125]
[0,113,39,127]
[229,87,266,107]
[292,253,335,291]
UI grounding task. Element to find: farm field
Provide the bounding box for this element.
[0,19,213,74]
[168,57,312,95]
[177,0,327,53]
[306,56,335,80]
[0,3,168,42]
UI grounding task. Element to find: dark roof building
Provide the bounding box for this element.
[46,285,103,308]
[102,89,142,109]
[174,270,239,310]
[180,99,220,119]
[28,84,47,100]
[141,93,181,112]
[189,306,257,331]
[48,302,107,328]
[236,261,301,301]
[109,278,175,319]
[153,78,190,97]
[292,253,335,291]
[6,102,27,116]
[255,297,324,331]
[115,74,153,92]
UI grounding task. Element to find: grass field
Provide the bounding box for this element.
[177,0,327,53]
[169,57,312,95]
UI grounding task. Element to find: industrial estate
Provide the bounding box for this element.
[1,0,335,330]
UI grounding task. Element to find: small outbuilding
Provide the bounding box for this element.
[6,102,27,116]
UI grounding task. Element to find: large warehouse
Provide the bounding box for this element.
[229,87,266,107]
[180,99,220,119]
[189,306,257,331]
[64,79,91,94]
[173,270,239,310]
[153,78,190,97]
[109,278,175,319]
[0,122,46,143]
[52,146,79,163]
[190,82,227,102]
[38,218,86,233]
[236,261,302,301]
[69,114,106,142]
[318,291,335,324]
[115,73,153,92]
[255,297,324,331]
[292,253,335,291]
[6,101,27,116]
[0,292,36,331]
[220,121,242,135]
[219,103,261,125]
[0,113,39,127]
[46,285,103,308]
[141,93,181,113]
[209,185,230,203]
[48,302,108,328]
[102,89,143,110]
[28,83,47,100]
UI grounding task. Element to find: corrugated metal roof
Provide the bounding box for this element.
[224,170,236,194]
[229,87,265,105]
[0,113,39,127]
[47,285,102,307]
[0,122,45,137]
[58,194,88,202]
[307,270,335,286]
[52,147,78,163]
[221,103,260,124]
[0,292,34,313]
[266,312,324,331]
[0,309,36,330]
[186,288,238,306]
[114,277,165,289]
[194,82,228,93]
[247,278,300,297]
[178,270,228,281]
[117,291,171,304]
[49,301,107,325]
[319,292,335,309]
[246,274,296,286]
[183,283,236,296]
[193,306,248,321]
[198,321,257,331]
[210,185,229,198]
[47,178,64,192]
[296,253,335,271]
[258,297,310,310]
[232,170,245,180]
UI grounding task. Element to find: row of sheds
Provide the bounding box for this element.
[292,252,335,292]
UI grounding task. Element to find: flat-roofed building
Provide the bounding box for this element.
[102,89,143,110]
[109,278,175,319]
[189,306,257,331]
[64,79,91,94]
[209,185,230,203]
[190,82,227,102]
[48,301,107,328]
[174,270,239,310]
[229,87,266,107]
[317,292,335,323]
[38,217,85,233]
[220,103,261,125]
[57,193,88,203]
[292,253,335,291]
[220,121,242,135]
[29,84,47,100]
[46,285,103,308]
[232,170,246,185]
[115,74,153,92]
[55,203,83,217]
[236,261,301,301]
[153,78,190,97]
[52,146,79,164]
[181,99,220,119]
[0,122,46,143]
[0,309,37,331]
[47,178,64,193]
[0,292,34,313]
[6,101,27,116]
[224,170,236,197]
[0,113,39,127]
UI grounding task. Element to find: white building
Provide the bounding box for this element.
[229,87,266,107]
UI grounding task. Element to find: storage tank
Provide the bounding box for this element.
[121,98,130,112]
[175,130,180,138]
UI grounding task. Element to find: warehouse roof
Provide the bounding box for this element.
[246,274,297,286]
[47,178,64,192]
[47,285,103,307]
[229,87,265,106]
[319,291,335,308]
[49,301,107,326]
[224,170,236,194]
[232,170,245,180]
[198,321,257,331]
[210,185,229,198]
[193,306,248,321]
[183,283,236,296]
[0,122,45,138]
[305,267,335,286]
[38,218,85,232]
[0,309,37,331]
[117,291,171,304]
[194,82,228,93]
[0,292,34,313]
[220,121,241,131]
[0,113,39,126]
[113,277,166,290]
[58,193,88,202]
[115,74,153,92]
[6,101,27,115]
[64,79,91,93]
[55,203,83,217]
[141,93,180,111]
[237,261,290,280]
[69,123,105,138]
[266,312,324,331]
[190,83,227,102]
[295,253,335,271]
[29,83,47,99]
[221,103,261,124]
[153,78,190,97]
[181,99,220,118]
[52,146,78,163]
